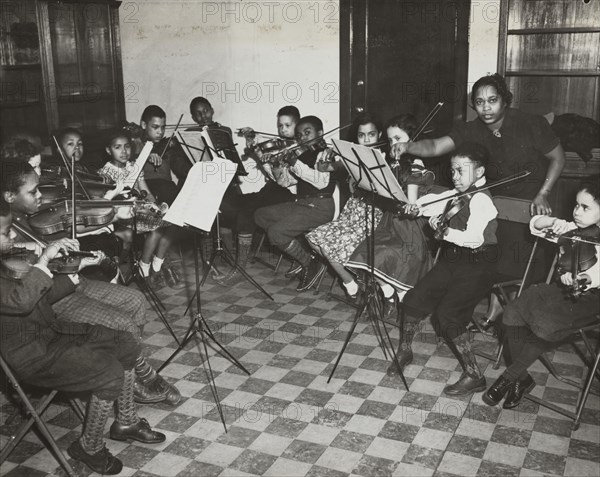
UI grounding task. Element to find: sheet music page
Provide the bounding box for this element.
[177,130,210,164]
[332,139,408,203]
[238,159,266,194]
[163,157,237,232]
[125,141,153,188]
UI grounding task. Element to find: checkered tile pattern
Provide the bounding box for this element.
[1,250,598,477]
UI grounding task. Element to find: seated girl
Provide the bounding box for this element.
[98,129,184,289]
[483,176,600,409]
[304,112,385,295]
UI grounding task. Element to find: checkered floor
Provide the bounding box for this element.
[1,250,599,477]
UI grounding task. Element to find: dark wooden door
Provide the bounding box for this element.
[340,0,471,139]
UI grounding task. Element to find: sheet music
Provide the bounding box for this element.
[124,141,153,188]
[332,139,408,203]
[163,157,237,232]
[177,130,210,164]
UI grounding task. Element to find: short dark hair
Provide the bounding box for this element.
[277,106,300,123]
[105,128,131,147]
[56,127,82,144]
[141,105,166,123]
[385,114,418,139]
[0,138,41,163]
[452,142,490,169]
[296,115,323,133]
[189,96,212,114]
[0,161,36,196]
[471,73,513,106]
[579,174,600,204]
[352,112,382,140]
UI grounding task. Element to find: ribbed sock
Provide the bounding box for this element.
[116,369,139,426]
[139,260,151,277]
[152,256,164,273]
[80,395,113,454]
[343,280,358,296]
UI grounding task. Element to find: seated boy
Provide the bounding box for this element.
[400,142,499,395]
[254,115,335,290]
[0,160,181,405]
[135,105,191,204]
[0,208,165,475]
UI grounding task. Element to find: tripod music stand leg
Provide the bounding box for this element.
[219,247,274,301]
[134,269,181,346]
[327,299,369,383]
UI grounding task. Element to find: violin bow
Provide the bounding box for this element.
[236,129,280,138]
[52,136,92,200]
[418,170,532,208]
[412,102,444,142]
[280,123,354,155]
[10,222,95,258]
[159,113,184,162]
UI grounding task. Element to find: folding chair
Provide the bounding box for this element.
[525,314,600,431]
[473,195,551,368]
[0,355,85,477]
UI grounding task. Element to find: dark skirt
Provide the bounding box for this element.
[502,282,599,342]
[346,212,434,292]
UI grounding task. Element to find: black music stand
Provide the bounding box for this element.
[180,131,273,303]
[160,161,251,432]
[326,140,409,390]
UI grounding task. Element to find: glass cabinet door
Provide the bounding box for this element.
[0,0,47,139]
[48,1,120,133]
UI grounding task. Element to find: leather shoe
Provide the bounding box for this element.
[443,372,487,396]
[285,261,303,278]
[110,418,166,444]
[162,264,185,289]
[67,440,123,475]
[503,374,535,409]
[386,349,413,376]
[297,260,326,292]
[482,374,515,406]
[381,297,397,324]
[133,378,166,404]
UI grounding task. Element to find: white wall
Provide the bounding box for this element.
[466,0,501,119]
[119,0,341,134]
[119,0,500,126]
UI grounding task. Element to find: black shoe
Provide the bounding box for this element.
[151,375,182,405]
[482,374,515,406]
[110,418,166,444]
[381,297,397,324]
[503,374,535,409]
[386,349,413,376]
[133,378,167,404]
[297,260,326,292]
[67,440,123,475]
[285,261,303,278]
[443,372,487,396]
[162,265,185,289]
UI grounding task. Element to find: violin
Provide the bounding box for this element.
[2,223,98,278]
[29,200,116,236]
[554,225,600,300]
[255,137,296,155]
[433,193,473,241]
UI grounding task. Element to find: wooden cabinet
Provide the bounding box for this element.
[0,0,125,143]
[497,0,600,120]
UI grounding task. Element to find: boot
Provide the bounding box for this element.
[134,356,181,405]
[443,332,487,396]
[284,239,312,273]
[387,311,417,376]
[216,233,253,286]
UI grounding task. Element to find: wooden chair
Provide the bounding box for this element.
[0,355,85,477]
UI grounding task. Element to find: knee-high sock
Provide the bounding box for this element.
[449,332,483,378]
[116,369,139,426]
[80,394,113,454]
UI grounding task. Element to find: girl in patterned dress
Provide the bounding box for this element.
[304,113,385,296]
[99,129,184,289]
